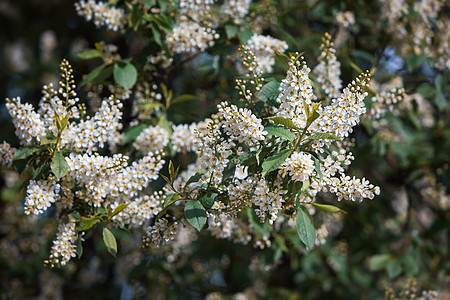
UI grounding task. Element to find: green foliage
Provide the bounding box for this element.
[184,200,207,232]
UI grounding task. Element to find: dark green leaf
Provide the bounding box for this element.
[405,53,426,72]
[151,24,162,46]
[262,149,291,176]
[77,49,101,60]
[200,192,217,209]
[257,81,280,106]
[307,133,338,141]
[103,227,117,257]
[387,260,402,278]
[265,126,295,141]
[139,0,156,7]
[120,124,147,145]
[185,171,205,187]
[296,206,315,251]
[51,152,68,179]
[13,146,39,161]
[76,235,83,258]
[114,60,137,90]
[78,217,101,231]
[80,64,107,87]
[184,200,207,231]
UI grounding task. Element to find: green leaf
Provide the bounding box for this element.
[184,200,207,231]
[369,254,391,271]
[139,102,164,109]
[151,24,162,46]
[312,203,347,214]
[313,157,322,182]
[139,0,156,7]
[103,227,118,257]
[114,60,138,90]
[120,124,147,145]
[417,84,435,98]
[185,171,205,187]
[266,116,300,131]
[238,28,253,43]
[110,202,130,218]
[33,163,49,180]
[225,24,238,38]
[163,193,179,208]
[77,49,101,60]
[51,152,68,179]
[387,260,402,278]
[200,192,217,209]
[40,139,56,145]
[405,53,426,72]
[76,235,83,258]
[78,217,101,231]
[296,206,315,251]
[257,81,280,106]
[246,207,271,237]
[261,149,291,176]
[13,146,39,161]
[171,94,198,104]
[265,126,295,141]
[155,193,179,220]
[307,133,338,141]
[80,63,107,87]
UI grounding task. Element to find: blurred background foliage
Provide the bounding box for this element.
[0,0,449,299]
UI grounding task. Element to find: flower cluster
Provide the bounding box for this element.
[75,0,127,31]
[166,20,219,55]
[143,217,178,248]
[217,101,267,147]
[0,142,16,167]
[112,194,163,228]
[24,177,60,216]
[5,97,46,146]
[246,34,288,73]
[45,219,77,267]
[222,0,252,23]
[335,11,355,28]
[133,125,169,154]
[252,178,284,224]
[279,152,315,182]
[313,33,342,99]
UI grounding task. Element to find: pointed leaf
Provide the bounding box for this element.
[76,235,83,258]
[120,124,147,145]
[185,171,205,187]
[312,203,347,214]
[257,81,280,106]
[13,146,39,161]
[51,152,68,179]
[265,126,295,141]
[78,217,101,231]
[296,206,315,251]
[184,200,207,231]
[77,49,101,60]
[80,63,107,87]
[262,149,291,176]
[110,202,131,218]
[266,116,300,131]
[103,227,117,257]
[307,132,338,141]
[369,254,391,271]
